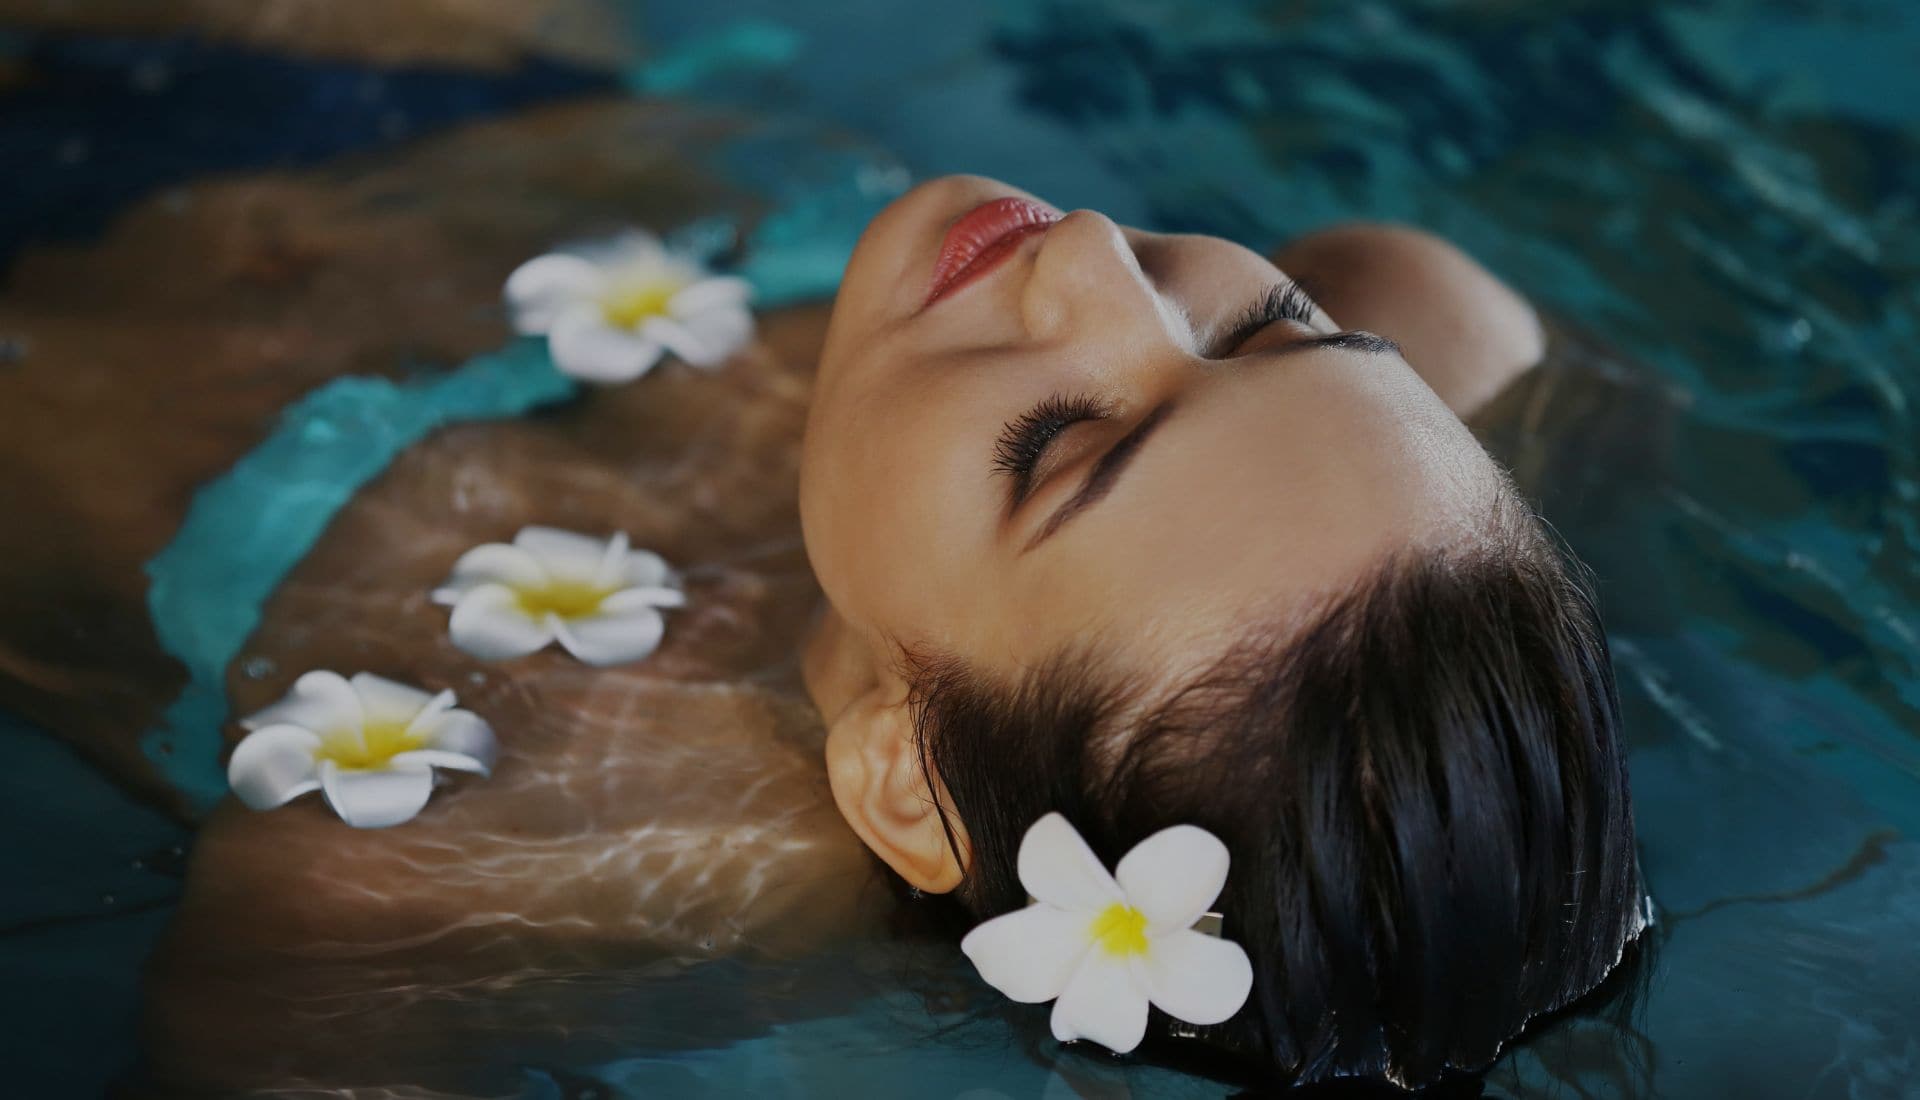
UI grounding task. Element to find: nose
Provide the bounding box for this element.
[1021,210,1188,349]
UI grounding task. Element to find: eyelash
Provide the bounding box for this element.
[1218,281,1318,355]
[990,283,1316,496]
[992,393,1109,494]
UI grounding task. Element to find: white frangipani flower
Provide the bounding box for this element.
[960,813,1254,1054]
[505,231,754,383]
[432,526,686,667]
[227,671,497,829]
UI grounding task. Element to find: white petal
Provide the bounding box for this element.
[639,314,730,368]
[1143,929,1253,1027]
[680,303,754,355]
[504,254,605,335]
[349,673,435,728]
[1115,824,1230,933]
[1018,813,1122,914]
[513,527,615,585]
[550,604,666,667]
[432,542,548,605]
[585,230,666,270]
[226,724,322,810]
[394,708,498,776]
[404,688,457,735]
[592,530,632,588]
[549,304,664,383]
[239,669,361,733]
[1050,951,1150,1053]
[319,760,436,829]
[619,548,674,588]
[960,904,1093,1004]
[448,584,555,660]
[608,584,686,610]
[667,275,753,314]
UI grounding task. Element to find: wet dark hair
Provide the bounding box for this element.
[907,498,1649,1090]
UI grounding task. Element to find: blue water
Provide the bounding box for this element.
[3,0,1917,1096]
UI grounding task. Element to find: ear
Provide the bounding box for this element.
[823,675,968,894]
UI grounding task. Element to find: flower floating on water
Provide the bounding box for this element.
[432,526,686,667]
[960,813,1253,1054]
[505,231,754,383]
[228,671,497,829]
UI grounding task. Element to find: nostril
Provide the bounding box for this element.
[1022,210,1186,346]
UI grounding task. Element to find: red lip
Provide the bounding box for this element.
[924,196,1062,308]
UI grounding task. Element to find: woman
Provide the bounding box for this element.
[147,168,1648,1093]
[800,175,1648,1086]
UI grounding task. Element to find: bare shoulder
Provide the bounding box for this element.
[1271,223,1544,419]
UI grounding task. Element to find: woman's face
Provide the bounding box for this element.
[801,175,1502,684]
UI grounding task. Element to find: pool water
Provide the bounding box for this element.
[3,0,1917,1096]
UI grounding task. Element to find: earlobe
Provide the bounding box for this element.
[823,679,968,894]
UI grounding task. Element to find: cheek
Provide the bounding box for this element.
[1135,234,1285,325]
[803,383,989,632]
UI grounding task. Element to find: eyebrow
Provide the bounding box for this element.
[1020,330,1400,553]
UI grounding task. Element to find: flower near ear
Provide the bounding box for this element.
[227,671,497,829]
[960,813,1253,1054]
[432,527,686,667]
[505,231,754,383]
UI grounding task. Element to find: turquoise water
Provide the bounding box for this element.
[4,0,1918,1095]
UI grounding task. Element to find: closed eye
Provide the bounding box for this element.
[1211,281,1320,357]
[991,393,1110,503]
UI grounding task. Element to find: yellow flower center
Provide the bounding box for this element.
[601,277,686,329]
[1089,903,1151,957]
[316,721,422,771]
[514,580,615,620]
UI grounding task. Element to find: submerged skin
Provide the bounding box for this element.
[799,175,1542,892]
[145,174,1543,1092]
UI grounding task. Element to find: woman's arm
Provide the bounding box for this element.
[1272,223,1545,419]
